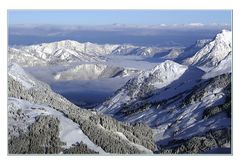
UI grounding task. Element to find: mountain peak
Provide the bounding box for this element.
[184,30,232,69]
[152,60,187,73]
[221,29,230,33]
[123,60,188,94]
[55,39,80,45]
[215,29,232,43]
[41,40,82,49]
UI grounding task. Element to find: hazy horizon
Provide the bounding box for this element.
[8,10,231,47]
[8,24,231,47]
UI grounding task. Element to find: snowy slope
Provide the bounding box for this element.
[202,53,232,79]
[8,40,119,66]
[54,63,139,81]
[8,29,232,154]
[152,39,210,61]
[97,57,231,150]
[184,30,232,70]
[97,60,198,114]
[9,40,172,67]
[174,39,211,62]
[8,62,50,90]
[161,48,184,60]
[132,60,188,89]
[8,97,106,153]
[151,74,231,145]
[8,63,156,154]
[112,45,169,57]
[8,63,36,89]
[8,48,47,66]
[98,71,231,147]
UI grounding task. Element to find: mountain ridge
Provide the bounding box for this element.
[9,40,175,67]
[183,30,232,70]
[8,29,232,154]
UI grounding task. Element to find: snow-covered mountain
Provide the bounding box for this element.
[97,59,231,153]
[54,63,139,81]
[8,40,169,67]
[184,30,232,70]
[8,63,156,154]
[152,39,210,61]
[8,63,37,89]
[112,45,168,57]
[153,30,232,76]
[174,39,211,62]
[8,30,232,69]
[97,60,204,114]
[8,63,50,90]
[8,29,232,154]
[202,52,232,79]
[8,40,120,66]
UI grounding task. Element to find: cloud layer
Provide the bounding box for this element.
[9,24,231,47]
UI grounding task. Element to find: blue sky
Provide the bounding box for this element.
[8,10,231,26]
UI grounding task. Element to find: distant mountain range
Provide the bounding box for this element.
[9,40,170,66]
[8,30,232,154]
